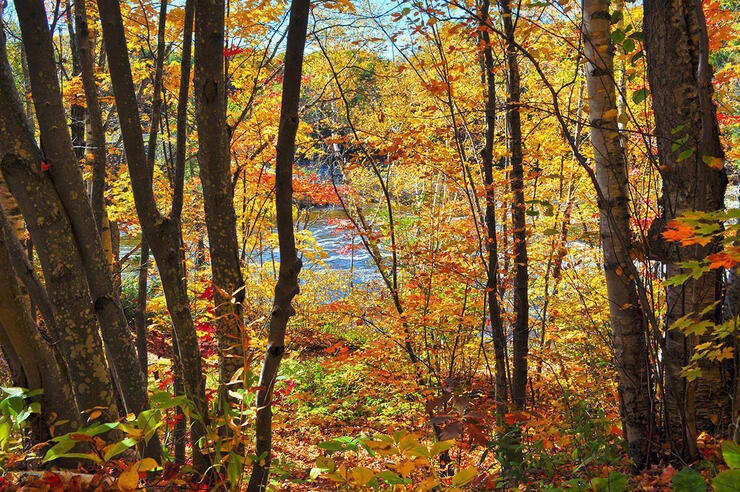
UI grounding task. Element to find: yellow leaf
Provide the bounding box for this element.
[138,457,158,471]
[117,464,140,492]
[349,466,374,486]
[602,109,618,119]
[702,155,724,170]
[451,465,477,486]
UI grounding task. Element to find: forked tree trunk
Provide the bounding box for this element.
[194,0,246,407]
[0,10,120,426]
[13,0,152,426]
[0,180,80,443]
[583,0,652,468]
[643,0,729,461]
[247,0,308,488]
[96,0,208,469]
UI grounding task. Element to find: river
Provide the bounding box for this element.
[118,207,380,283]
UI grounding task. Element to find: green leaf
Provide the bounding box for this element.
[43,438,78,462]
[318,440,344,451]
[632,88,649,104]
[375,470,410,484]
[622,39,635,53]
[430,440,455,456]
[672,124,686,134]
[606,471,628,492]
[672,467,706,492]
[722,440,740,469]
[451,465,477,486]
[665,273,690,287]
[103,437,138,461]
[712,469,740,492]
[612,29,626,44]
[677,148,696,162]
[611,10,623,24]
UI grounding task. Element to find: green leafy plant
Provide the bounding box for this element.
[0,387,42,457]
[713,441,740,492]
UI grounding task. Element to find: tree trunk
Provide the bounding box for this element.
[193,0,245,408]
[13,0,152,426]
[479,0,508,425]
[643,0,729,461]
[0,184,80,443]
[247,0,308,488]
[583,0,652,468]
[0,12,120,425]
[135,242,150,376]
[73,0,107,230]
[65,0,86,164]
[96,0,208,470]
[499,0,529,412]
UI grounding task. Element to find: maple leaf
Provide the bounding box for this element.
[662,220,711,246]
[708,252,738,270]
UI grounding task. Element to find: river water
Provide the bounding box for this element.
[119,207,380,283]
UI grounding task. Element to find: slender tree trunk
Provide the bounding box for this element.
[479,0,508,424]
[13,0,152,426]
[194,0,245,408]
[499,0,529,412]
[643,0,729,461]
[65,0,86,163]
[73,0,107,229]
[96,0,208,469]
[247,0,308,488]
[583,0,652,468]
[170,0,194,467]
[136,242,149,376]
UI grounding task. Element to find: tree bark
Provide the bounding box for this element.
[194,0,246,408]
[135,242,150,376]
[13,0,152,426]
[247,0,308,488]
[0,12,120,425]
[479,0,508,425]
[643,0,729,460]
[0,185,80,444]
[96,0,208,470]
[499,0,529,412]
[583,0,652,468]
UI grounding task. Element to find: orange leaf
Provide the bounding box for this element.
[708,252,738,269]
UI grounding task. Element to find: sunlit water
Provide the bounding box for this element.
[119,207,381,284]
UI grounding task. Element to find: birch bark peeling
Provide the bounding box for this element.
[583,0,652,469]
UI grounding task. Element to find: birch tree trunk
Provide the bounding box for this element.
[583,0,652,468]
